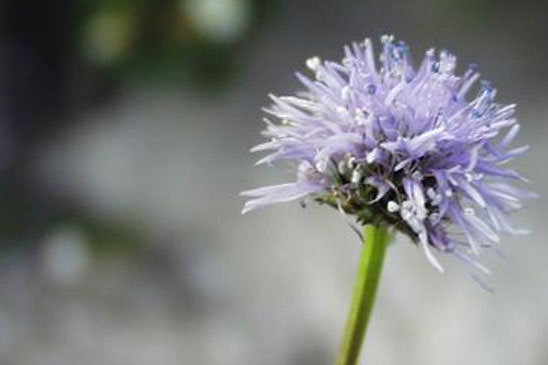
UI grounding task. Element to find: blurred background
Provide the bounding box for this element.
[0,0,546,364]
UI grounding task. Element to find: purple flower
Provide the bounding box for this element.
[241,35,535,272]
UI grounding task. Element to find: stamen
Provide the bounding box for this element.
[387,201,400,213]
[306,56,321,72]
[351,169,362,184]
[464,207,475,216]
[338,160,347,175]
[341,86,350,101]
[429,212,440,223]
[411,171,423,180]
[315,156,329,172]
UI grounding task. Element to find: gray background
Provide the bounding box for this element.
[0,0,546,364]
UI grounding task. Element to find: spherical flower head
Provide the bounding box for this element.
[241,35,535,272]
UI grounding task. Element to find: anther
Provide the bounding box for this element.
[306,56,321,72]
[387,201,400,213]
[351,169,362,184]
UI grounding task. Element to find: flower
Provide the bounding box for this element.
[241,35,535,272]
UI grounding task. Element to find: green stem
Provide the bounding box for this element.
[336,225,391,365]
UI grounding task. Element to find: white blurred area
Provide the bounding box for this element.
[1,1,548,364]
[183,0,251,42]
